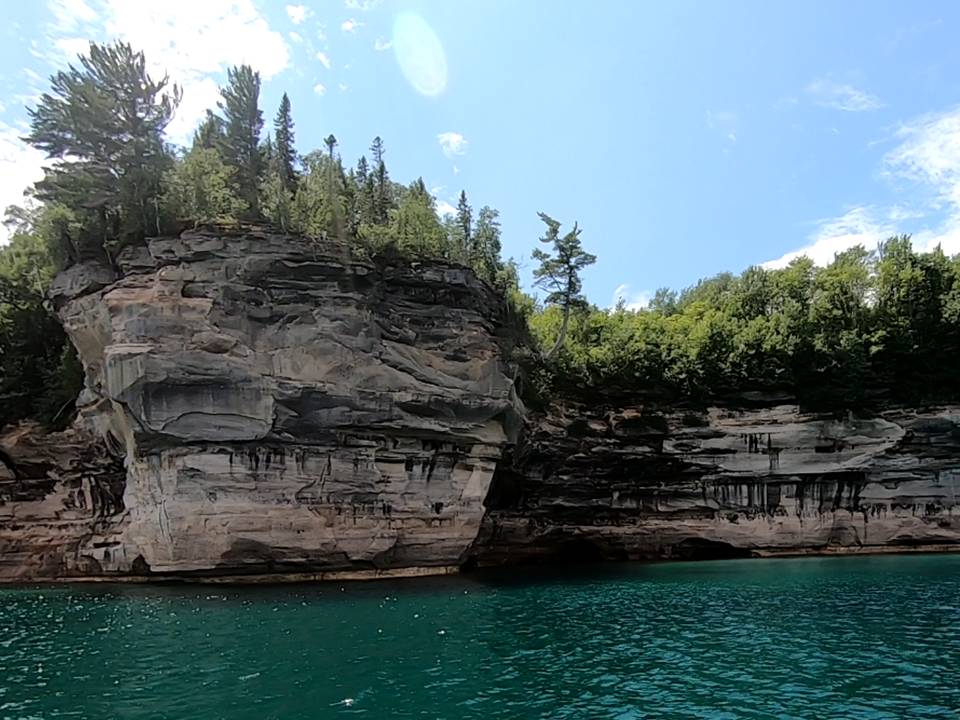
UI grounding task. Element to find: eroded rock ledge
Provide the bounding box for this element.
[3,226,960,581]
[2,226,522,580]
[471,403,960,565]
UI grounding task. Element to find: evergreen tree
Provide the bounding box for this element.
[455,190,472,262]
[532,212,597,360]
[354,155,376,226]
[162,148,247,226]
[394,178,444,254]
[473,206,503,282]
[370,136,391,224]
[25,41,180,249]
[193,110,225,151]
[273,92,297,188]
[218,65,263,214]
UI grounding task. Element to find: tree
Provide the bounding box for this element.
[193,111,225,151]
[393,178,445,254]
[455,190,472,260]
[370,136,391,224]
[25,41,180,249]
[473,206,502,282]
[353,155,376,226]
[260,170,295,231]
[218,65,263,213]
[163,148,247,226]
[273,93,297,188]
[0,230,82,429]
[532,212,597,360]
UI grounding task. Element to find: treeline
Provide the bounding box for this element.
[531,239,960,409]
[0,40,529,430]
[7,41,960,432]
[0,229,83,428]
[20,42,514,290]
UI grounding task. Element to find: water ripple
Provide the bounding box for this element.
[0,555,958,718]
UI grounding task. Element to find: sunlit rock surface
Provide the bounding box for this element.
[6,226,521,579]
[472,403,960,564]
[0,423,125,578]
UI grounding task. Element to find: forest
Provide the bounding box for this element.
[3,41,960,430]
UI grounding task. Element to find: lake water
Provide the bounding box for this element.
[1,554,959,719]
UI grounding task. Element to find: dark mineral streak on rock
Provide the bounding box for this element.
[0,225,521,580]
[4,224,960,581]
[469,403,960,566]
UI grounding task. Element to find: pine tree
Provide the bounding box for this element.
[370,136,391,224]
[532,212,597,360]
[193,111,225,151]
[25,41,180,247]
[354,155,376,227]
[473,206,502,282]
[455,190,472,262]
[273,92,296,188]
[218,65,263,214]
[394,178,445,255]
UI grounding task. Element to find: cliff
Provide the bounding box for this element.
[0,225,522,580]
[472,402,960,564]
[2,226,960,581]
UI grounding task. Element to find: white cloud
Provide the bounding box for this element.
[313,82,326,95]
[762,207,891,269]
[338,82,349,92]
[436,200,456,217]
[881,106,960,255]
[0,123,47,244]
[285,4,308,24]
[611,284,652,311]
[762,105,960,268]
[315,51,331,69]
[288,31,302,43]
[374,37,391,51]
[341,18,363,33]
[345,0,380,10]
[806,79,883,112]
[437,131,467,159]
[48,0,290,144]
[49,0,97,32]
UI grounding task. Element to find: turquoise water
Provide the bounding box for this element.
[1,555,959,719]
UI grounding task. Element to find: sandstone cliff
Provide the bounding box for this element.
[472,402,960,564]
[3,226,960,581]
[1,226,521,579]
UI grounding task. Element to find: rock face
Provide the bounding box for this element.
[0,423,125,579]
[472,403,960,564]
[3,225,960,581]
[22,226,521,579]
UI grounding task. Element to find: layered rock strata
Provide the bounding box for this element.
[473,403,960,564]
[5,226,521,579]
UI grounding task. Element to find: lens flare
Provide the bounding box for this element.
[392,13,447,96]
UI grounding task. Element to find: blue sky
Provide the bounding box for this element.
[3,1,960,307]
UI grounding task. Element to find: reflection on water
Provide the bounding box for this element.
[1,555,959,719]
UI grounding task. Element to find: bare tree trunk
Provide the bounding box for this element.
[543,305,570,361]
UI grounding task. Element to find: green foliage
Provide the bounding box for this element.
[162,148,247,225]
[25,41,180,250]
[531,239,960,409]
[273,93,297,189]
[218,65,263,213]
[193,111,225,151]
[393,179,445,255]
[0,230,83,429]
[532,212,597,359]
